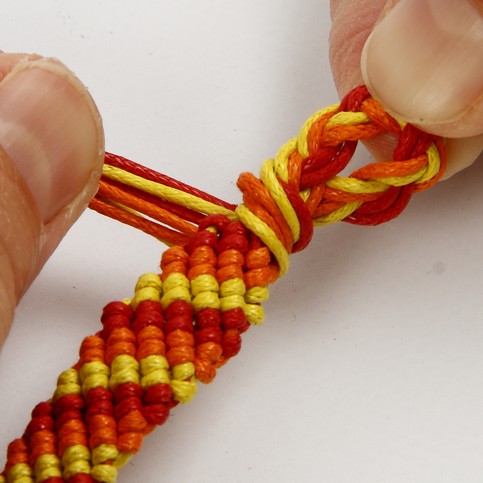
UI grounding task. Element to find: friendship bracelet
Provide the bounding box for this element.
[0,85,446,483]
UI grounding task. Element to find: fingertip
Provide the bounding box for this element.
[0,54,104,345]
[361,0,483,138]
[0,253,16,348]
[0,55,104,222]
[329,0,387,97]
[0,148,43,343]
[330,0,483,174]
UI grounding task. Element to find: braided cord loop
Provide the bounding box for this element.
[1,86,445,482]
[236,86,445,274]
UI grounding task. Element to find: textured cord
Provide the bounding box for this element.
[1,86,445,483]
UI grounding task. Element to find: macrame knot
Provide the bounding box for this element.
[90,86,445,279]
[235,85,446,276]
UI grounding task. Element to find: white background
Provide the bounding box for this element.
[1,2,483,482]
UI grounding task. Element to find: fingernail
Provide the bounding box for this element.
[0,59,103,221]
[361,0,483,125]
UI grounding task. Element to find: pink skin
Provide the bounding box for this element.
[329,0,483,178]
[0,53,104,345]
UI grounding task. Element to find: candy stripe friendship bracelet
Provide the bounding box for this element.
[1,85,446,483]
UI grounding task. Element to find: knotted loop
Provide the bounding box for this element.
[235,86,446,275]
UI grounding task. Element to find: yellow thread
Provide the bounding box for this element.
[92,444,119,466]
[274,137,297,182]
[325,111,370,128]
[378,166,426,187]
[57,368,80,386]
[261,159,301,243]
[141,369,171,387]
[417,143,440,184]
[220,294,246,313]
[90,464,117,483]
[313,201,363,226]
[220,278,246,297]
[113,452,132,468]
[245,286,269,304]
[326,177,388,194]
[190,274,219,296]
[62,444,90,465]
[62,445,91,479]
[244,304,265,325]
[161,273,191,307]
[54,375,81,400]
[297,104,339,158]
[162,273,189,293]
[172,362,195,381]
[102,164,236,220]
[236,204,289,276]
[140,354,169,373]
[140,355,171,387]
[63,461,91,480]
[79,361,110,394]
[34,454,62,481]
[54,368,81,400]
[131,286,161,309]
[109,355,140,390]
[299,187,311,203]
[191,274,220,312]
[192,291,220,312]
[161,285,191,308]
[6,463,33,482]
[135,273,162,291]
[170,379,197,403]
[79,361,109,381]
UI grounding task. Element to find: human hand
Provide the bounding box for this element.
[0,53,104,347]
[329,0,483,178]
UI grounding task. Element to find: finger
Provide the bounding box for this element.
[361,0,483,139]
[0,54,104,345]
[329,0,483,176]
[329,0,387,98]
[329,0,403,169]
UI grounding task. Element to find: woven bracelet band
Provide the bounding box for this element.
[0,85,446,483]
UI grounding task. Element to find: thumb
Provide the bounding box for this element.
[329,0,483,178]
[0,53,104,346]
[362,0,483,138]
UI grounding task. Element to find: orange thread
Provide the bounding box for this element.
[77,335,105,367]
[160,246,189,281]
[218,248,245,269]
[97,180,196,235]
[237,172,294,252]
[360,98,401,133]
[136,326,166,360]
